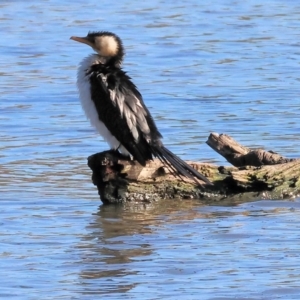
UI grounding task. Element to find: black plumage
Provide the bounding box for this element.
[71,31,212,186]
[88,64,161,166]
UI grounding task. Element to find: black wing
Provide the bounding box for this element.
[88,64,212,185]
[89,64,162,166]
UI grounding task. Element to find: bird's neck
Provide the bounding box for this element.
[79,55,123,76]
[93,54,123,68]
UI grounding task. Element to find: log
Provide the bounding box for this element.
[87,134,300,204]
[206,132,294,167]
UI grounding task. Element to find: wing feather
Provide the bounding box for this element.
[88,64,162,165]
[85,63,212,185]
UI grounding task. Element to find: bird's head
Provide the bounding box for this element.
[71,31,124,65]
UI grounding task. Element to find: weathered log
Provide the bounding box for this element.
[87,134,300,204]
[206,132,294,167]
[87,150,215,204]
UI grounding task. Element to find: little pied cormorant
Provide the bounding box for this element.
[71,31,212,186]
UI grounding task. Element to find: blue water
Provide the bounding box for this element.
[1,0,300,299]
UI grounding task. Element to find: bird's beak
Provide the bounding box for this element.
[70,36,94,48]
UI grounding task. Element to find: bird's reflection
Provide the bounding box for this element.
[76,199,241,295]
[77,203,158,295]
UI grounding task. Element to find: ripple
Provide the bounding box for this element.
[1,0,300,299]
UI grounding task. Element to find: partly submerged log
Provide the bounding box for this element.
[87,133,300,204]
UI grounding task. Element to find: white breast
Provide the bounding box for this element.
[76,54,129,155]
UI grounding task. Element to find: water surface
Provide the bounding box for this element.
[1,0,300,299]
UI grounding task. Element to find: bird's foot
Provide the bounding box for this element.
[109,149,131,162]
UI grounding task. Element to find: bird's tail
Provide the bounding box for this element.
[151,145,213,186]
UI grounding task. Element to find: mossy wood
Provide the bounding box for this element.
[87,133,300,204]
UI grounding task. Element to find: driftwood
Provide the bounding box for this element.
[207,133,294,167]
[87,133,300,204]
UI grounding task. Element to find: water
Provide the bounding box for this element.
[1,0,300,299]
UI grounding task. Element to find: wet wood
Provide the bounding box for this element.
[87,134,300,204]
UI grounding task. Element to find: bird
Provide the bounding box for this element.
[71,31,212,186]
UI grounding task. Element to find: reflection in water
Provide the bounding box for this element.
[79,205,154,294]
[76,201,249,295]
[73,200,300,298]
[78,202,208,294]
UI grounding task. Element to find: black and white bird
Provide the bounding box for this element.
[71,31,212,185]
